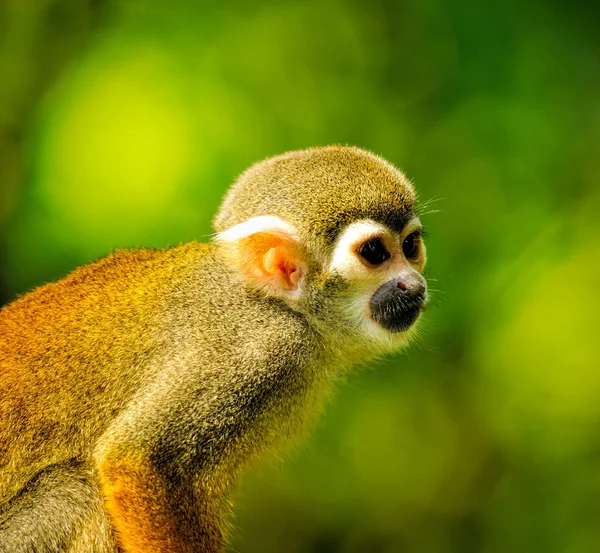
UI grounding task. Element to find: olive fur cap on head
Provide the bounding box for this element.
[214,146,417,250]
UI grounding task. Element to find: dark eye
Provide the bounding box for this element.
[359,238,390,266]
[402,232,421,259]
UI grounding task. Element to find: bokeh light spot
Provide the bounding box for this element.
[38,44,194,228]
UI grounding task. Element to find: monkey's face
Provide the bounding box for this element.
[322,218,428,349]
[216,213,427,354]
[214,145,429,354]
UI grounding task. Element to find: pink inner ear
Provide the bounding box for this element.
[229,230,304,296]
[262,245,301,291]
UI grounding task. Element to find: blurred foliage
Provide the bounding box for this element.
[1,0,599,552]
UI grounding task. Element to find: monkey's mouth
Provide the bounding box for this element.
[369,280,427,333]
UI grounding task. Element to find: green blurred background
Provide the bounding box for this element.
[1,0,599,551]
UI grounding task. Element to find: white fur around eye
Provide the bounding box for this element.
[328,220,389,274]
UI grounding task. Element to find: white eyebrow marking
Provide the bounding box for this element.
[329,220,388,273]
[402,217,423,236]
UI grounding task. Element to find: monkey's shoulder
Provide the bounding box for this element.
[0,242,211,310]
[66,241,214,288]
[0,242,215,357]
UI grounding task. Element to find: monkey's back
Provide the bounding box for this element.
[0,243,212,505]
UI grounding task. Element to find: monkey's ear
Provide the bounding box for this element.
[215,216,306,297]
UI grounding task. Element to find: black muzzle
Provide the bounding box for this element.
[369,277,427,332]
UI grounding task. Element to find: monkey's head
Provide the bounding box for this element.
[214,146,427,356]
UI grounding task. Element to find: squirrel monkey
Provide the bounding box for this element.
[0,146,428,553]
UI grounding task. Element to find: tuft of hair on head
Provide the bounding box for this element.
[214,215,306,299]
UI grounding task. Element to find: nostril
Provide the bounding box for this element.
[397,280,408,291]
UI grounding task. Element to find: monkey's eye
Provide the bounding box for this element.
[402,232,421,259]
[358,238,390,266]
